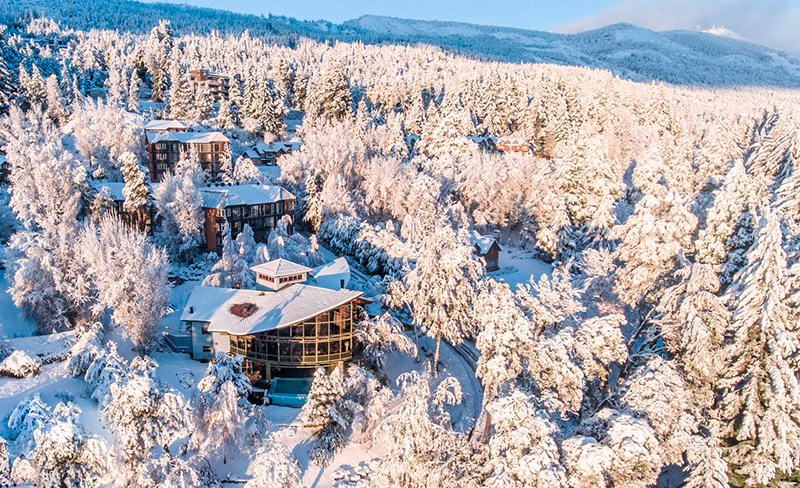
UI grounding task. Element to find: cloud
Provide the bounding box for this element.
[558,0,800,53]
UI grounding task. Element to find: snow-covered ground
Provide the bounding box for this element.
[0,274,37,339]
[487,247,553,290]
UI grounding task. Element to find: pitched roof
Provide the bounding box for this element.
[310,257,350,290]
[180,284,363,335]
[470,230,499,254]
[144,120,187,131]
[199,184,295,208]
[251,258,312,277]
[254,141,302,154]
[149,131,230,144]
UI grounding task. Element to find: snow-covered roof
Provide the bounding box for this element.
[144,120,187,132]
[470,230,499,254]
[199,185,295,208]
[149,131,230,144]
[251,258,312,278]
[181,284,363,335]
[253,141,302,154]
[310,257,351,290]
[92,181,126,201]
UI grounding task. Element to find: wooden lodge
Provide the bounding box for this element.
[199,184,296,251]
[147,131,230,182]
[181,258,366,384]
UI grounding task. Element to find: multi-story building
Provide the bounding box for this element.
[199,184,296,251]
[241,141,302,167]
[91,181,155,234]
[147,131,230,182]
[188,69,230,101]
[467,135,533,154]
[181,257,366,394]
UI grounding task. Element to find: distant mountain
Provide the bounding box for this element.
[5,0,800,88]
[702,26,751,43]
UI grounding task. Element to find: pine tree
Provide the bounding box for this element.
[244,436,302,488]
[719,209,800,486]
[168,66,192,120]
[305,61,352,123]
[121,152,151,215]
[391,222,483,374]
[127,71,140,112]
[192,82,215,122]
[302,367,344,428]
[45,74,66,123]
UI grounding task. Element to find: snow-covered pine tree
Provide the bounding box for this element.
[719,209,800,486]
[153,170,204,260]
[695,160,757,283]
[304,61,352,123]
[45,74,66,123]
[121,151,151,216]
[391,222,483,374]
[104,356,185,466]
[303,367,344,428]
[354,312,416,370]
[191,81,215,122]
[32,402,109,488]
[127,70,140,112]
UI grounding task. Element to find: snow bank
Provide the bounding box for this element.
[0,351,41,378]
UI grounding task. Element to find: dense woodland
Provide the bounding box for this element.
[0,9,799,488]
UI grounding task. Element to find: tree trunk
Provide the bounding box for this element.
[433,332,442,375]
[413,322,420,363]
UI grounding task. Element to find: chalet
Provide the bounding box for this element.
[147,131,230,182]
[199,184,296,251]
[241,141,302,167]
[470,230,501,272]
[181,257,366,387]
[189,69,230,101]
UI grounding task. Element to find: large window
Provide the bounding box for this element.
[229,303,356,367]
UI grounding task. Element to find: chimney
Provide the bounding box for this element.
[340,279,345,290]
[189,306,194,314]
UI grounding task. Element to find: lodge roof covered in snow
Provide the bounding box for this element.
[251,258,313,278]
[198,185,295,208]
[144,120,187,132]
[470,230,499,255]
[180,284,364,335]
[148,131,230,144]
[310,257,351,290]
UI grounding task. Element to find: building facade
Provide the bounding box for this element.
[181,263,366,384]
[189,69,230,101]
[0,153,9,185]
[147,131,230,182]
[199,185,296,251]
[470,230,501,271]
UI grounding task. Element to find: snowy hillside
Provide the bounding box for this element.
[6,0,800,87]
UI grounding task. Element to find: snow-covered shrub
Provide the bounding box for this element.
[136,454,218,488]
[84,342,128,406]
[0,350,41,378]
[103,356,186,465]
[196,352,251,398]
[32,402,109,488]
[355,312,416,370]
[244,435,302,488]
[8,394,53,457]
[65,321,104,377]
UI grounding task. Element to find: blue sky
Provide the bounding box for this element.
[149,0,618,31]
[147,0,800,52]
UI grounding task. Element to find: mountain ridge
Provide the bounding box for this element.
[4,0,800,87]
